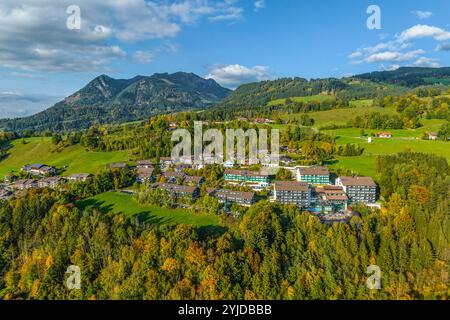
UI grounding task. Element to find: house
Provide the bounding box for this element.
[336,176,377,204]
[273,181,311,208]
[23,164,56,176]
[38,177,63,189]
[428,132,438,141]
[137,167,155,183]
[212,189,256,207]
[162,171,185,184]
[136,160,154,169]
[159,157,173,168]
[184,175,205,186]
[169,122,178,130]
[377,132,392,139]
[11,179,37,190]
[67,173,93,183]
[297,166,330,185]
[155,183,199,200]
[110,162,127,170]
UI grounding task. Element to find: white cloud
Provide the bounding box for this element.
[205,64,271,88]
[0,0,245,73]
[254,0,265,12]
[411,57,440,68]
[380,64,401,71]
[348,51,362,59]
[411,10,433,20]
[132,51,154,64]
[398,24,450,42]
[0,92,63,119]
[365,49,425,63]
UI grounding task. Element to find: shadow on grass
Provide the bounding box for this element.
[76,198,169,225]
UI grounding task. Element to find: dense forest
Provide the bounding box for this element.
[0,152,448,300]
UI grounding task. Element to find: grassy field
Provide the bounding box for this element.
[326,119,449,177]
[76,192,220,227]
[0,137,130,177]
[309,106,397,127]
[268,94,334,106]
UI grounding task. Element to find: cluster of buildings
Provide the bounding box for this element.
[2,157,379,218]
[220,165,378,213]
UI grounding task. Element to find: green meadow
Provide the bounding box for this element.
[76,192,220,227]
[0,137,130,177]
[326,119,449,177]
[268,94,334,106]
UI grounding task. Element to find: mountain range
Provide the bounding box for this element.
[0,72,231,131]
[1,67,450,132]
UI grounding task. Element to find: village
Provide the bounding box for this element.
[0,153,380,223]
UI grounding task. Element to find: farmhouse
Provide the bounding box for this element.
[376,132,392,139]
[67,173,93,182]
[211,189,256,207]
[428,132,438,141]
[297,166,330,185]
[273,181,311,208]
[23,164,56,176]
[336,176,377,204]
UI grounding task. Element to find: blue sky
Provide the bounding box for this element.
[0,0,449,117]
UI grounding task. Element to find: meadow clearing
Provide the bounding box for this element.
[76,192,220,227]
[0,137,130,177]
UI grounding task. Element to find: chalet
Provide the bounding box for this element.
[336,176,377,204]
[376,132,392,139]
[110,162,127,170]
[23,164,56,176]
[11,179,37,190]
[67,173,93,182]
[297,166,330,185]
[212,189,256,207]
[273,181,311,208]
[38,177,63,189]
[428,132,438,141]
[136,160,154,169]
[137,167,155,183]
[155,183,199,200]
